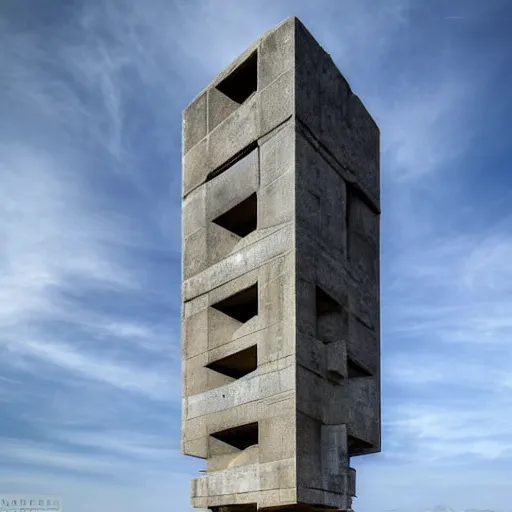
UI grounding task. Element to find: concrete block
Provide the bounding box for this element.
[296,412,322,489]
[326,339,348,381]
[258,270,293,327]
[182,435,207,459]
[183,308,208,359]
[348,187,379,246]
[228,445,260,469]
[296,332,324,378]
[207,307,243,350]
[295,20,322,135]
[327,377,380,450]
[199,463,260,495]
[207,330,258,369]
[348,270,378,332]
[183,137,209,197]
[259,390,295,419]
[259,414,295,463]
[182,186,206,238]
[208,268,259,307]
[295,276,316,338]
[259,121,294,188]
[319,54,351,143]
[183,224,293,301]
[257,490,280,509]
[205,147,259,222]
[260,458,295,490]
[298,487,350,510]
[258,17,295,90]
[186,364,295,419]
[232,314,260,341]
[349,232,378,285]
[279,488,297,505]
[258,321,296,365]
[258,169,294,230]
[347,312,379,374]
[296,366,324,421]
[321,424,349,489]
[203,403,260,438]
[208,86,239,133]
[183,293,208,319]
[345,94,380,206]
[185,352,207,395]
[319,167,347,257]
[257,254,293,286]
[183,227,207,279]
[209,94,259,173]
[296,182,322,239]
[260,68,294,136]
[183,92,207,155]
[206,222,241,268]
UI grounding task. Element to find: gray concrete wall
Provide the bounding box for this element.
[181,15,380,512]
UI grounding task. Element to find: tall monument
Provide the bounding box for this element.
[181,16,380,512]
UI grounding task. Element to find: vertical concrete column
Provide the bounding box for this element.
[181,15,380,512]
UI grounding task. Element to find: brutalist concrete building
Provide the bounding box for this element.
[181,16,380,512]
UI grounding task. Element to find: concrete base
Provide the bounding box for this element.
[210,506,351,512]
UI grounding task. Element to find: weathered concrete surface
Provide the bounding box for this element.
[181,15,380,512]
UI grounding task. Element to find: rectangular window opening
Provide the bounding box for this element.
[211,283,258,323]
[216,51,258,105]
[211,422,259,451]
[346,181,379,260]
[212,193,257,238]
[206,345,257,379]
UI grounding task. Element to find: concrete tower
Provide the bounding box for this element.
[181,16,380,512]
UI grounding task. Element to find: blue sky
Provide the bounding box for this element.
[1,0,512,511]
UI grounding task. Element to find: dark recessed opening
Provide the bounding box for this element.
[211,422,259,451]
[206,345,257,379]
[348,434,374,456]
[212,283,258,324]
[316,287,341,316]
[216,51,258,105]
[347,357,372,378]
[346,181,379,261]
[213,193,257,238]
[316,286,347,344]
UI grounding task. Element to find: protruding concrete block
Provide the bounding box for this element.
[258,17,295,90]
[259,122,294,187]
[326,340,348,381]
[258,169,294,230]
[181,15,380,512]
[206,148,259,222]
[183,137,209,197]
[259,68,294,136]
[209,95,260,174]
[183,92,207,154]
[208,87,240,133]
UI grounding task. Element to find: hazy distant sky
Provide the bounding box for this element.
[1,1,512,511]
